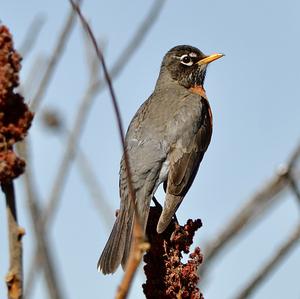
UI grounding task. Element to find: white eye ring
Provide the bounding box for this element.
[180,54,193,66]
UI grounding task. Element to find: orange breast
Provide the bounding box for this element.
[190,85,207,99]
[190,85,213,128]
[190,85,213,129]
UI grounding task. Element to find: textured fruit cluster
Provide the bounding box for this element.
[143,205,204,299]
[0,26,33,183]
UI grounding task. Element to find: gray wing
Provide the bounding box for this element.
[157,96,212,233]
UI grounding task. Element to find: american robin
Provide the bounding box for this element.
[98,45,223,274]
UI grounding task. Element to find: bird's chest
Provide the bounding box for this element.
[190,86,213,129]
[126,89,212,156]
[167,95,212,143]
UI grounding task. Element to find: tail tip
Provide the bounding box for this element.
[97,264,101,273]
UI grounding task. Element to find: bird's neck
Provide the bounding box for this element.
[189,85,207,99]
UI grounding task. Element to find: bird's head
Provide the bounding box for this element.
[160,45,223,89]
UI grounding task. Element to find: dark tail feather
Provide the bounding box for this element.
[97,216,124,274]
[121,215,134,269]
[98,187,153,273]
[121,193,152,268]
[97,206,134,274]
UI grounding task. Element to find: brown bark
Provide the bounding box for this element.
[2,182,24,299]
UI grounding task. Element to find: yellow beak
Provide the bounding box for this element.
[197,53,224,66]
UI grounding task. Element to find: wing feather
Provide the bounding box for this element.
[157,96,212,233]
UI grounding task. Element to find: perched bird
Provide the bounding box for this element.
[98,45,223,274]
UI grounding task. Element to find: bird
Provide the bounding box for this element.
[97,45,223,274]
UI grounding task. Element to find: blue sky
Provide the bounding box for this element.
[0,0,300,298]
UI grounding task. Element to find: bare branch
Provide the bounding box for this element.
[233,224,300,299]
[17,141,65,299]
[18,15,46,59]
[81,28,105,81]
[288,174,300,205]
[201,142,300,277]
[2,182,24,299]
[287,141,300,168]
[75,144,113,226]
[30,1,82,112]
[0,24,33,299]
[68,0,138,211]
[40,109,113,228]
[20,55,48,99]
[104,0,167,82]
[115,220,149,299]
[202,172,289,274]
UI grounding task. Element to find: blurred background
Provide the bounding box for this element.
[0,0,300,298]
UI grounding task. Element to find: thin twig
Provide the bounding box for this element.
[17,141,65,299]
[233,224,300,299]
[20,55,48,99]
[40,111,113,227]
[68,0,138,213]
[287,141,300,168]
[201,172,289,275]
[2,182,24,299]
[30,0,82,112]
[201,142,300,277]
[288,174,300,205]
[75,144,113,227]
[26,0,166,290]
[69,2,146,298]
[99,0,167,85]
[81,28,105,81]
[18,15,46,59]
[115,221,149,299]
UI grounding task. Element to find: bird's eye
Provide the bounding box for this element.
[180,54,193,66]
